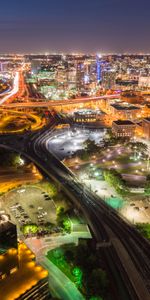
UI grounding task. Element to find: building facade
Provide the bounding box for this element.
[142,118,150,139]
[73,109,105,123]
[110,103,140,120]
[101,69,116,90]
[112,120,136,137]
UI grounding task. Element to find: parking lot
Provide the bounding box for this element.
[0,186,57,229]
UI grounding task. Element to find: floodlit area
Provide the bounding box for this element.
[47,127,106,160]
[79,172,118,199]
[67,143,149,185]
[76,165,150,223]
[45,127,150,225]
[120,199,150,224]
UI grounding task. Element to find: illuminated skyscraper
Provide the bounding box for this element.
[96,55,101,82]
[102,68,116,90]
[76,62,84,90]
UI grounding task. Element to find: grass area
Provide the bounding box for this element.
[75,142,149,177]
[47,248,77,283]
[96,156,147,175]
[103,169,130,196]
[136,223,150,240]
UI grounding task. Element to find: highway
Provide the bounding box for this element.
[1,93,119,108]
[0,117,150,300]
[0,72,19,104]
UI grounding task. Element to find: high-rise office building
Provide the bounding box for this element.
[76,61,85,90]
[102,69,116,90]
[96,55,101,82]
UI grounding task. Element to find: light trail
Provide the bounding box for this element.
[0,71,19,105]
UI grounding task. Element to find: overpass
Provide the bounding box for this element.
[1,94,120,108]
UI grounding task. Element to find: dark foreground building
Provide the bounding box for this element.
[0,216,50,300]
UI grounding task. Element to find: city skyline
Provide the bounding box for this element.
[0,0,150,53]
[0,53,150,300]
[0,1,150,298]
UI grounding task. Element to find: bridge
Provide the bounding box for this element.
[1,94,120,108]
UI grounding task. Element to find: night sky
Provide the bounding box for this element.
[0,0,150,53]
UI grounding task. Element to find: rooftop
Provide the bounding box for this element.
[144,117,150,122]
[113,120,135,125]
[0,243,48,300]
[111,104,140,111]
[74,108,104,115]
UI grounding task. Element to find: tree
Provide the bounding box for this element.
[56,206,65,217]
[72,266,83,288]
[136,223,150,240]
[21,224,38,235]
[103,169,129,196]
[84,139,100,154]
[62,218,71,233]
[128,141,148,152]
[74,242,92,271]
[65,249,74,263]
[144,179,150,195]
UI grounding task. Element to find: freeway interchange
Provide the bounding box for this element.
[1,117,150,300]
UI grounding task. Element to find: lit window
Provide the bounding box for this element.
[10,267,18,274]
[2,273,6,280]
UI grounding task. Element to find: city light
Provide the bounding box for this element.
[0,48,150,300]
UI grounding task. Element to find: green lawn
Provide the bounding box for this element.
[136,223,150,240]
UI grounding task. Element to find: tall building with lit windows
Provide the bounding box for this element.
[102,68,116,90]
[0,217,50,300]
[76,61,85,90]
[96,55,101,82]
